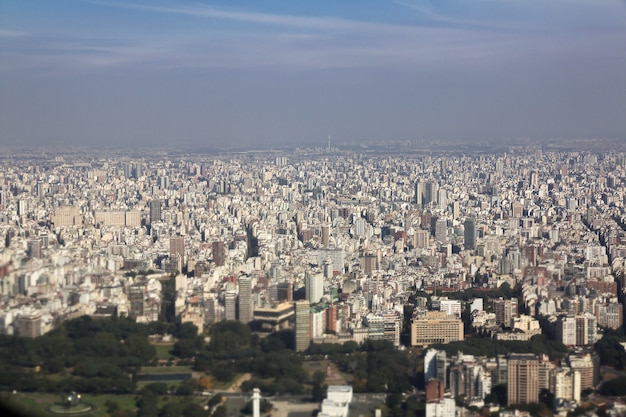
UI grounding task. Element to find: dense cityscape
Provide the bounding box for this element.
[2,140,626,416]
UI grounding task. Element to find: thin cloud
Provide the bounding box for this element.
[0,29,30,37]
[2,1,624,73]
[91,0,440,35]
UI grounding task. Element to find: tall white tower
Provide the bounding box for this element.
[252,388,261,417]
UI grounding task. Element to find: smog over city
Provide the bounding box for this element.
[1,2,626,417]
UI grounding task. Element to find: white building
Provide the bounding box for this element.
[426,397,455,417]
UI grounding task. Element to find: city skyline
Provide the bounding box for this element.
[1,0,625,147]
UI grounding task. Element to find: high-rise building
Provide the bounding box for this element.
[551,368,581,402]
[360,254,377,276]
[123,163,132,178]
[425,349,448,389]
[556,315,577,346]
[224,291,237,321]
[14,312,42,338]
[435,218,447,243]
[27,239,42,259]
[321,224,330,247]
[17,199,27,217]
[354,219,367,237]
[507,354,539,406]
[595,302,623,329]
[437,189,447,210]
[318,248,344,274]
[170,236,184,261]
[277,281,292,302]
[415,182,425,206]
[464,218,476,250]
[149,200,162,224]
[326,304,337,333]
[450,201,460,219]
[569,353,598,391]
[204,294,218,325]
[238,275,253,324]
[305,272,324,304]
[424,181,439,205]
[575,313,597,346]
[494,298,518,328]
[414,229,430,249]
[128,283,145,319]
[134,163,142,179]
[295,301,311,352]
[213,241,226,267]
[425,379,445,402]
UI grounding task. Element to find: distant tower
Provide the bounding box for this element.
[435,218,447,243]
[14,312,42,338]
[149,200,161,224]
[328,133,331,151]
[464,218,476,250]
[415,182,424,206]
[238,275,253,324]
[123,163,132,178]
[321,224,330,247]
[169,236,184,273]
[27,239,42,259]
[277,282,292,302]
[508,354,539,405]
[170,236,184,259]
[295,301,311,352]
[224,291,237,321]
[437,189,447,210]
[17,199,27,217]
[252,388,261,417]
[213,241,226,266]
[424,182,439,206]
[305,272,324,304]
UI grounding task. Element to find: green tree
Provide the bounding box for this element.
[208,394,223,408]
[159,400,186,417]
[104,399,119,414]
[311,370,326,402]
[173,338,200,358]
[211,405,227,417]
[144,382,169,395]
[176,322,200,339]
[137,391,159,417]
[599,375,626,396]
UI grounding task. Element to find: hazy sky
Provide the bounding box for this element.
[1,0,625,148]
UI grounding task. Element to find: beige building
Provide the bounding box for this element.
[410,312,463,347]
[94,210,126,227]
[507,354,538,406]
[51,205,82,227]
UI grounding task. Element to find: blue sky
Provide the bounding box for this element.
[1,0,625,147]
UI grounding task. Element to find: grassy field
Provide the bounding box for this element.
[138,365,193,375]
[1,392,212,417]
[152,344,174,360]
[1,392,138,417]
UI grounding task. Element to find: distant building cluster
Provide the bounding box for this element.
[424,349,598,415]
[0,147,625,368]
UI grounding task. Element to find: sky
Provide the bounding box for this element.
[0,0,625,148]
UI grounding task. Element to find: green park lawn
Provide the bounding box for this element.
[1,392,138,417]
[152,344,175,360]
[138,365,193,374]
